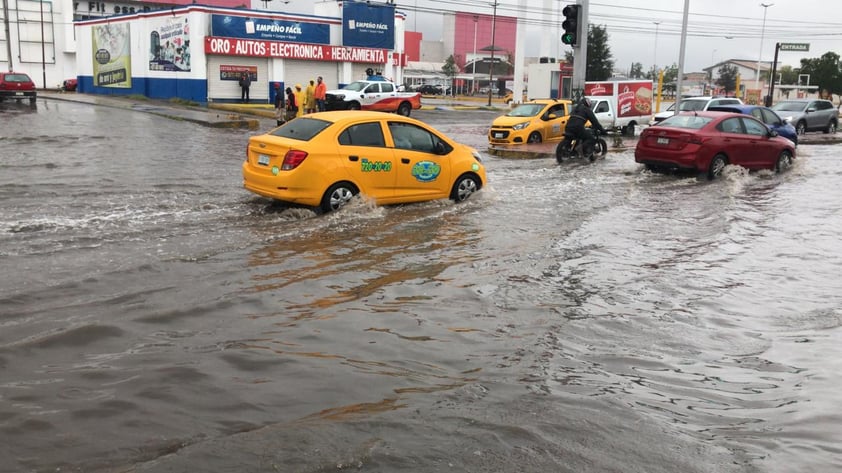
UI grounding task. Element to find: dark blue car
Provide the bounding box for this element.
[708,105,798,146]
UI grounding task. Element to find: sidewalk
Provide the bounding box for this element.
[39,91,261,129]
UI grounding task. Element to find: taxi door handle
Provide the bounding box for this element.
[348,155,359,162]
[401,158,410,164]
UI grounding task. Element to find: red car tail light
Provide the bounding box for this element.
[281,150,308,170]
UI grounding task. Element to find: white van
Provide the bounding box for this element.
[650,96,743,125]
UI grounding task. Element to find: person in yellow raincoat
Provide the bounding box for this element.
[294,84,305,117]
[305,80,316,114]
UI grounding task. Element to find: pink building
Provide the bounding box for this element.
[451,11,518,76]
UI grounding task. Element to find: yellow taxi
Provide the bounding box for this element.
[243,111,487,213]
[488,99,573,144]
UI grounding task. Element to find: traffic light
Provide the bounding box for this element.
[561,4,579,46]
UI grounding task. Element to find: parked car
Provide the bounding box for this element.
[0,71,37,104]
[770,99,838,135]
[502,91,528,104]
[416,84,443,95]
[242,111,487,213]
[650,96,743,125]
[635,111,796,179]
[708,104,798,146]
[488,99,574,144]
[62,78,78,92]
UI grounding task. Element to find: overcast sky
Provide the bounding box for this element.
[286,0,842,73]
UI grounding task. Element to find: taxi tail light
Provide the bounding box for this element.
[281,150,308,170]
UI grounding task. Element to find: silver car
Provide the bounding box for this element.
[771,99,838,135]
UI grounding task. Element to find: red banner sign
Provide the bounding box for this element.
[204,37,389,64]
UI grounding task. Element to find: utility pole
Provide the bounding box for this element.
[3,0,13,71]
[487,0,498,107]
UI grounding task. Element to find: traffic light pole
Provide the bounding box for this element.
[570,0,588,101]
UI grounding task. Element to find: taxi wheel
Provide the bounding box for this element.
[320,182,358,213]
[397,102,411,117]
[527,132,542,143]
[450,174,480,203]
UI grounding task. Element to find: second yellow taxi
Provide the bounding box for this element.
[488,99,574,144]
[243,111,487,213]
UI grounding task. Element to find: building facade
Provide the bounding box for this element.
[3,0,407,103]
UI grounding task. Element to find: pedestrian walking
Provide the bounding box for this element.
[238,72,251,103]
[285,86,298,122]
[315,76,327,112]
[305,80,316,114]
[273,83,285,126]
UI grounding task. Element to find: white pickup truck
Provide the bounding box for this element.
[324,79,422,116]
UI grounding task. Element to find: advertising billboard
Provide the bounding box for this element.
[342,1,395,50]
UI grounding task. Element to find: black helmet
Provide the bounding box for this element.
[580,97,592,108]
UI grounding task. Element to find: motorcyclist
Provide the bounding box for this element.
[562,97,607,158]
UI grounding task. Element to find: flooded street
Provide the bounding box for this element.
[2,99,841,473]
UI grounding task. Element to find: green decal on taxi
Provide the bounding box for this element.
[472,163,480,172]
[361,158,393,172]
[412,161,441,182]
[272,166,280,175]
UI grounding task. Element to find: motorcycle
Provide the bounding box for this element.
[555,128,608,163]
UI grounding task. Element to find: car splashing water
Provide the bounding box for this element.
[1,102,841,473]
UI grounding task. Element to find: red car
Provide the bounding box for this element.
[62,78,78,92]
[636,111,796,179]
[0,71,37,104]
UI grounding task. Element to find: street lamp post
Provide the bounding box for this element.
[487,1,498,107]
[652,21,660,70]
[473,16,478,94]
[40,0,47,88]
[755,3,773,94]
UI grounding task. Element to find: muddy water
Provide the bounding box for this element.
[1,101,840,472]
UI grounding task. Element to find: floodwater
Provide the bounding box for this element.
[1,99,841,473]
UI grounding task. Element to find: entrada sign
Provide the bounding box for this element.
[779,43,810,52]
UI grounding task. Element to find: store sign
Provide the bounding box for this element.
[74,1,154,17]
[211,15,330,45]
[342,1,394,50]
[204,37,388,64]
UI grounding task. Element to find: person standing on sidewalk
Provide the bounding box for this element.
[305,80,316,114]
[294,84,304,117]
[314,76,327,112]
[273,83,285,126]
[285,86,298,122]
[239,72,251,103]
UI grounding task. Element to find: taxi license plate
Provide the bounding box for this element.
[493,132,504,138]
[258,154,270,165]
[657,137,669,145]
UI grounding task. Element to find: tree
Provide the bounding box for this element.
[441,55,459,97]
[779,65,798,85]
[586,24,614,81]
[716,64,738,95]
[562,25,614,81]
[629,62,643,79]
[799,51,842,104]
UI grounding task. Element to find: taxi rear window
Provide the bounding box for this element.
[269,117,331,141]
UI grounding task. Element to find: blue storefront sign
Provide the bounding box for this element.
[342,1,394,50]
[211,15,330,44]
